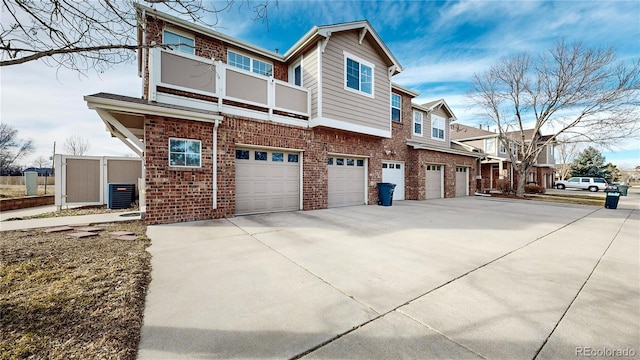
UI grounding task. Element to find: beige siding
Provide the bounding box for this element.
[411,107,452,148]
[321,32,390,132]
[161,52,216,93]
[303,48,319,118]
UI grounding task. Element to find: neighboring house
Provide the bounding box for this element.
[84,5,482,225]
[23,167,53,176]
[451,124,556,190]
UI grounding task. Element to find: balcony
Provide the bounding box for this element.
[148,48,310,125]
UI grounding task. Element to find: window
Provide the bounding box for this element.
[288,154,299,163]
[235,149,249,160]
[594,178,606,183]
[347,159,355,166]
[344,52,374,96]
[272,153,284,162]
[357,159,364,167]
[163,30,194,54]
[255,151,267,161]
[568,178,580,183]
[548,144,554,158]
[499,144,507,154]
[328,157,334,165]
[336,158,344,166]
[391,94,401,122]
[431,115,445,140]
[510,143,518,157]
[413,111,423,136]
[291,61,302,86]
[228,50,273,76]
[169,138,201,167]
[485,138,496,153]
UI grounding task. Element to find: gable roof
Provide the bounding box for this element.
[421,99,456,120]
[136,4,402,74]
[450,123,496,140]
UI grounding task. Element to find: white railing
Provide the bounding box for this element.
[148,48,310,120]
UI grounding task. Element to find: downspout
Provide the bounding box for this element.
[213,119,220,209]
[141,8,147,98]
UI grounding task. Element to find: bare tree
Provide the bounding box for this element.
[0,123,34,175]
[1,0,273,73]
[32,155,51,168]
[64,135,90,156]
[554,137,581,181]
[470,40,640,197]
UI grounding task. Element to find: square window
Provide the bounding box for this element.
[382,163,388,168]
[431,115,445,140]
[357,159,364,167]
[235,150,249,160]
[344,52,374,96]
[288,154,299,163]
[328,157,334,165]
[396,164,401,169]
[253,59,273,76]
[272,152,284,162]
[169,138,201,167]
[228,51,251,71]
[163,30,194,54]
[347,159,355,166]
[336,158,344,166]
[255,151,267,161]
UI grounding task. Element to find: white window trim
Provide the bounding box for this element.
[430,114,446,141]
[289,59,303,87]
[485,138,496,154]
[227,49,273,77]
[168,137,202,168]
[343,51,375,98]
[163,28,195,55]
[413,110,423,136]
[391,93,401,122]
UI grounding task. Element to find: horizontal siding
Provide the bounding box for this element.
[321,31,390,132]
[303,47,319,119]
[410,108,452,148]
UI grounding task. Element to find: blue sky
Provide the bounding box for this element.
[1,0,639,167]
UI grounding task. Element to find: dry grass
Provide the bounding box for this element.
[0,221,150,360]
[0,185,54,199]
[525,195,604,206]
[3,205,139,221]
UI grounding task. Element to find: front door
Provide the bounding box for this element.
[491,166,500,188]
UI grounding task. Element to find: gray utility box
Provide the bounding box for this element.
[108,183,134,210]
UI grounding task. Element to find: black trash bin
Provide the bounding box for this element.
[604,188,621,209]
[377,183,396,206]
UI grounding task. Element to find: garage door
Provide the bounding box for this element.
[382,162,404,200]
[328,156,366,207]
[425,164,443,199]
[455,166,469,197]
[235,148,300,215]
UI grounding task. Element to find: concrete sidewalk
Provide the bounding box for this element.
[0,205,141,231]
[139,197,639,359]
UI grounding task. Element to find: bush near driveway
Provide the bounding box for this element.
[0,221,150,360]
[524,184,546,194]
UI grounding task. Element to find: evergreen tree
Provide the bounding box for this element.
[570,146,610,179]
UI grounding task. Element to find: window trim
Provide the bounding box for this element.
[430,114,446,141]
[227,49,273,77]
[485,138,496,154]
[391,93,402,122]
[168,137,202,168]
[413,110,423,136]
[163,29,195,55]
[290,60,303,86]
[343,51,375,98]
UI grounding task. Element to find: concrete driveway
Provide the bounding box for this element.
[139,196,639,359]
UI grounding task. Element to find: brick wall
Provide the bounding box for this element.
[0,195,54,212]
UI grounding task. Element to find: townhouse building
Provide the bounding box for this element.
[85,5,482,224]
[451,124,556,191]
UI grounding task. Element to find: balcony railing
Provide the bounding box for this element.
[148,48,310,121]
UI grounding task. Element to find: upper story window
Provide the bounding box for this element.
[547,144,554,158]
[169,138,201,168]
[431,115,445,140]
[510,142,518,158]
[413,111,423,136]
[290,61,302,86]
[391,93,401,122]
[485,138,496,154]
[344,51,374,97]
[163,30,194,55]
[228,50,273,76]
[499,143,507,154]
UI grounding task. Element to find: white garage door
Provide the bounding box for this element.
[328,156,366,207]
[382,162,404,200]
[235,148,300,215]
[455,167,469,197]
[425,164,443,199]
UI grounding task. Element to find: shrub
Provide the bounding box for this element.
[524,184,546,194]
[496,179,512,194]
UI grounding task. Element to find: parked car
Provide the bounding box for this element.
[555,177,609,192]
